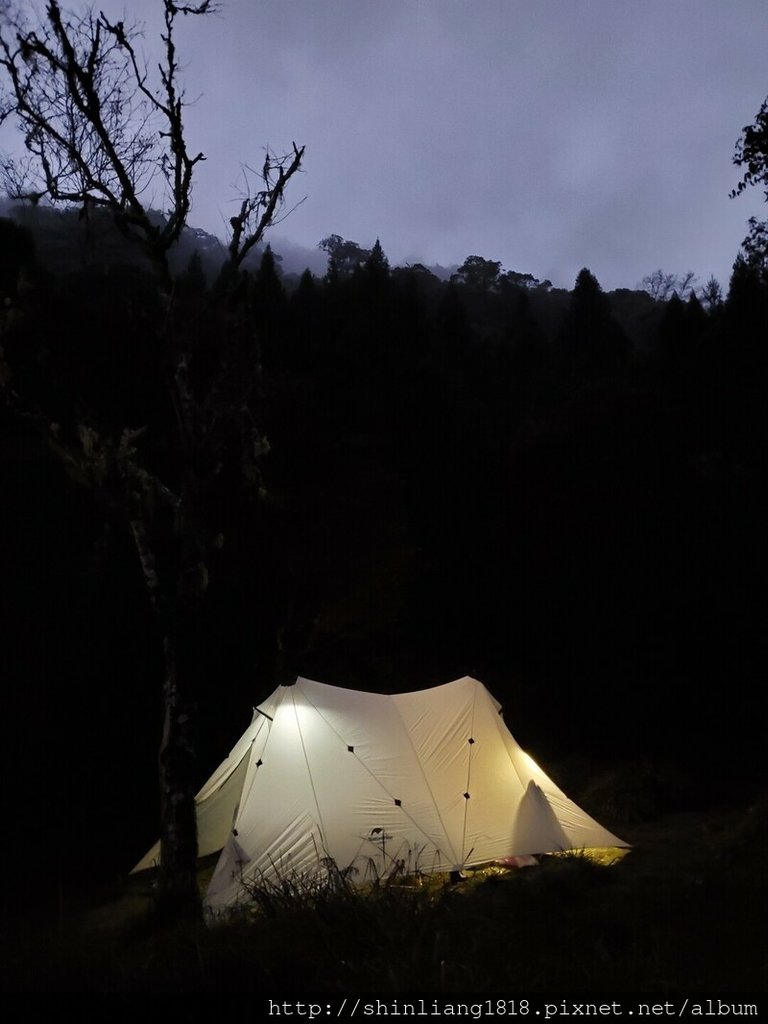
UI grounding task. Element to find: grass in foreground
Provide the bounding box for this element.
[2,794,765,993]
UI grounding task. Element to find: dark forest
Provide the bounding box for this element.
[0,0,766,994]
[2,202,765,893]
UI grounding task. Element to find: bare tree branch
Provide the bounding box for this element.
[225,141,305,272]
[0,0,216,280]
[639,268,699,302]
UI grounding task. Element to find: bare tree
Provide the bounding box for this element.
[699,275,723,313]
[639,268,699,302]
[0,1,303,281]
[0,0,304,919]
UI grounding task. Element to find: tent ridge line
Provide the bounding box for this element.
[460,679,480,865]
[236,686,290,824]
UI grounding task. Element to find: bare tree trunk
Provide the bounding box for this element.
[125,474,202,920]
[157,626,200,919]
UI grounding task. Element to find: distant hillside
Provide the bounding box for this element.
[1,198,664,349]
[265,235,459,283]
[0,198,229,281]
[0,199,319,282]
[0,199,463,287]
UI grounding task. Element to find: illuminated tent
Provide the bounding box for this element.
[133,676,626,912]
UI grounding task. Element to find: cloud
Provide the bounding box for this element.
[1,0,765,290]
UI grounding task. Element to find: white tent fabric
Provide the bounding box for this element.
[133,676,627,911]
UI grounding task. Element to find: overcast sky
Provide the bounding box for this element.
[4,1,768,290]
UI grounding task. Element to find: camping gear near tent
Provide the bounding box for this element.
[133,676,627,912]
